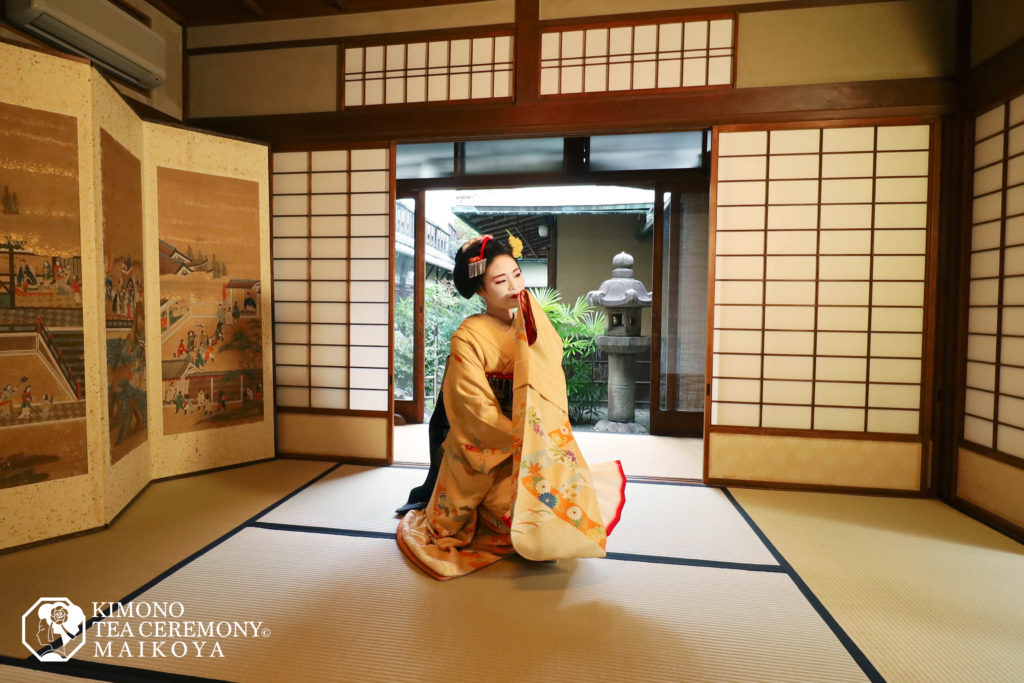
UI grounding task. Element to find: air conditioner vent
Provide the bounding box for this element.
[6,0,167,90]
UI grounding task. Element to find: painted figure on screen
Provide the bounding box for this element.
[101,130,148,464]
[0,101,88,490]
[157,167,264,435]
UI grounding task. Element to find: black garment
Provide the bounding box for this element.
[395,391,450,515]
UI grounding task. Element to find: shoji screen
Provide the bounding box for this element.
[344,34,513,106]
[957,93,1024,532]
[708,121,937,492]
[271,147,393,462]
[540,16,734,96]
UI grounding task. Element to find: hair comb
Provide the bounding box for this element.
[466,235,491,278]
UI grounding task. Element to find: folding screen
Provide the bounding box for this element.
[540,16,734,96]
[271,147,394,462]
[957,92,1024,531]
[0,41,273,551]
[708,120,938,492]
[93,67,150,522]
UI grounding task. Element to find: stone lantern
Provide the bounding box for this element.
[586,252,652,433]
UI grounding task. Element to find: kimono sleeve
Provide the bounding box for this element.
[444,332,514,449]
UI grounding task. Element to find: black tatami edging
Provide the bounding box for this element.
[8,460,882,682]
[252,521,396,540]
[250,520,786,573]
[721,488,886,683]
[390,460,709,487]
[29,461,345,661]
[1,653,227,682]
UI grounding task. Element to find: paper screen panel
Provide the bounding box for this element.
[272,148,391,423]
[964,95,1024,463]
[541,16,733,96]
[713,122,932,436]
[344,34,512,107]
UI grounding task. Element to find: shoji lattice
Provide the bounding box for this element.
[712,123,934,435]
[344,35,513,106]
[964,94,1024,459]
[271,148,391,413]
[540,17,733,96]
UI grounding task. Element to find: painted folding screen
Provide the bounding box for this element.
[707,121,937,492]
[956,93,1024,531]
[271,147,394,462]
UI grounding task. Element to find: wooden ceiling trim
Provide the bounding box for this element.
[188,76,955,147]
[159,0,500,27]
[537,0,919,28]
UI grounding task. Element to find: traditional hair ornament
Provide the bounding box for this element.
[466,234,492,278]
[506,231,524,259]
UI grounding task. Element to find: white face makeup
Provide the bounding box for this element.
[478,254,524,320]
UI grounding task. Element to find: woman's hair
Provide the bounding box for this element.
[452,236,514,299]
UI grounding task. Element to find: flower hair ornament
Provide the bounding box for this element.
[465,235,492,278]
[506,231,524,259]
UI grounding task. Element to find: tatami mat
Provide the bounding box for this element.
[733,489,1024,682]
[259,465,778,566]
[259,465,426,533]
[0,459,333,659]
[77,528,870,683]
[609,483,777,565]
[393,424,704,480]
[0,663,94,682]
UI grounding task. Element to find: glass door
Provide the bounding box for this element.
[394,192,425,423]
[650,186,709,436]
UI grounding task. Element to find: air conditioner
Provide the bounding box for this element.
[6,0,167,89]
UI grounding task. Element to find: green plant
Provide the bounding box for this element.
[530,287,606,424]
[394,278,483,412]
[396,282,605,423]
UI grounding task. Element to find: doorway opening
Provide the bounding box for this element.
[392,133,710,480]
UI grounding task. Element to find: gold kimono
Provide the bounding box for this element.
[397,291,625,580]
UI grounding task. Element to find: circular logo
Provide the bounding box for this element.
[22,598,87,662]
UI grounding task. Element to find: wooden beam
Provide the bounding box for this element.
[141,0,187,25]
[189,77,956,148]
[236,0,266,18]
[515,0,540,104]
[967,36,1024,112]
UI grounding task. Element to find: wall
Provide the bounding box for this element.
[111,0,185,120]
[555,214,654,336]
[185,0,956,120]
[189,46,338,118]
[0,41,271,551]
[736,0,955,88]
[971,0,1024,67]
[186,0,515,49]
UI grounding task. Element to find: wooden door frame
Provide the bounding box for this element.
[650,183,710,437]
[394,189,426,424]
